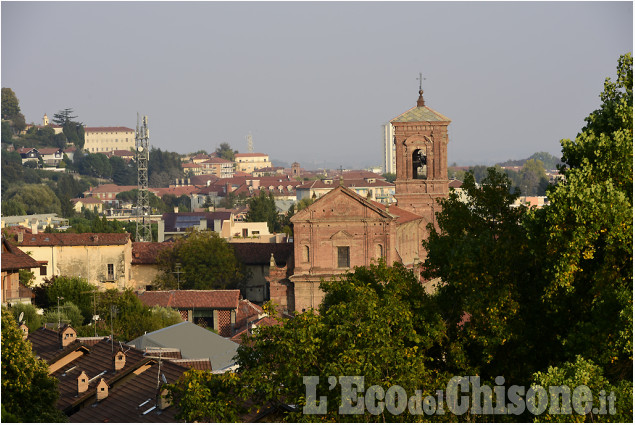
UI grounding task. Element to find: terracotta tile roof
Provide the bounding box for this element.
[37,147,63,155]
[231,316,282,345]
[14,233,131,247]
[137,290,241,309]
[387,205,423,224]
[131,242,174,265]
[296,178,394,189]
[68,359,187,423]
[449,179,463,189]
[202,157,233,164]
[153,186,200,197]
[17,147,37,154]
[87,184,138,195]
[168,358,213,370]
[84,126,135,133]
[231,242,293,266]
[1,238,41,271]
[188,174,220,186]
[235,299,264,330]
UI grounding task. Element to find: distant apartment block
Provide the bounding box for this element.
[234,153,272,173]
[84,126,135,153]
[383,123,396,174]
[201,157,234,178]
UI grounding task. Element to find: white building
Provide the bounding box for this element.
[84,127,135,153]
[382,123,396,174]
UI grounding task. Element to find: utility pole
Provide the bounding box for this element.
[135,114,152,242]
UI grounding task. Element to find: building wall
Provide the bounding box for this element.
[235,155,272,173]
[383,123,396,174]
[85,129,135,153]
[1,271,20,304]
[290,187,398,312]
[129,264,161,291]
[24,242,132,289]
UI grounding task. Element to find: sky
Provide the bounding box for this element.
[1,1,632,169]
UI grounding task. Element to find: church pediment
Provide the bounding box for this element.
[329,230,353,240]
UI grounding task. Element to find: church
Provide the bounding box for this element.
[270,87,451,313]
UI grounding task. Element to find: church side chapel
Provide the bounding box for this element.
[287,83,451,312]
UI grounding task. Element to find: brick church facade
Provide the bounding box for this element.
[270,88,451,313]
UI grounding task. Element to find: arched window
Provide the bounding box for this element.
[376,244,383,259]
[412,149,427,179]
[304,245,310,263]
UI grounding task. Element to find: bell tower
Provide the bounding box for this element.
[391,81,450,223]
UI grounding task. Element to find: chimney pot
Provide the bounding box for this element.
[77,371,89,394]
[96,378,109,400]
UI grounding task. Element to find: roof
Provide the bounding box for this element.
[235,299,264,331]
[168,358,213,370]
[449,179,463,189]
[202,157,233,164]
[230,316,282,345]
[235,153,268,158]
[14,233,131,247]
[127,321,239,371]
[181,162,202,168]
[28,327,74,362]
[1,238,41,271]
[391,105,451,123]
[37,147,63,155]
[387,205,424,225]
[231,242,293,266]
[131,242,174,265]
[68,360,186,422]
[71,197,103,205]
[296,179,394,190]
[84,126,135,133]
[136,289,241,309]
[161,211,232,233]
[88,184,138,194]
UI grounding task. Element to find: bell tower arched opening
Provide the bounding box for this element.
[412,148,427,179]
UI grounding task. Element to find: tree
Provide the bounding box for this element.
[2,87,21,119]
[4,184,62,215]
[539,53,632,380]
[246,190,280,233]
[110,155,137,185]
[148,148,183,188]
[1,310,66,422]
[36,276,98,325]
[518,158,549,196]
[43,300,84,328]
[75,153,112,178]
[382,172,396,183]
[155,229,245,291]
[215,142,237,161]
[168,261,449,422]
[52,108,84,150]
[9,302,43,331]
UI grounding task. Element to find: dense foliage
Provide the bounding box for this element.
[1,310,66,422]
[155,229,247,291]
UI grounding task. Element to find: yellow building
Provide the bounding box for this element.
[12,232,133,289]
[84,126,135,153]
[234,153,272,173]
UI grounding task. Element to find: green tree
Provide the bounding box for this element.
[540,53,633,380]
[43,300,84,328]
[155,229,245,290]
[215,142,237,161]
[1,310,66,422]
[10,302,43,331]
[110,155,137,185]
[37,276,98,325]
[148,148,183,188]
[246,190,280,233]
[382,172,396,183]
[4,184,62,215]
[52,108,84,150]
[75,153,112,178]
[1,87,21,119]
[168,261,449,422]
[518,158,549,196]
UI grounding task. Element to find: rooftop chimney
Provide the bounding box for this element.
[114,351,126,371]
[157,388,171,410]
[96,378,109,401]
[19,323,29,340]
[17,232,24,243]
[78,371,89,394]
[60,325,77,347]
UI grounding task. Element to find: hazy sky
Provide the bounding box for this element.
[2,1,632,169]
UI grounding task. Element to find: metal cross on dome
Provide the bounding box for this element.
[417,73,426,91]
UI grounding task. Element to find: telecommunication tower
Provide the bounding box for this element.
[246,132,253,153]
[135,114,152,242]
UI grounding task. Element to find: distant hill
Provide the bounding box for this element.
[496,151,562,170]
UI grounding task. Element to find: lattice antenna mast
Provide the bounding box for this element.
[135,114,152,242]
[246,132,254,153]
